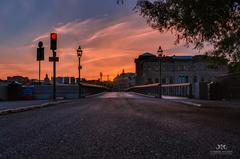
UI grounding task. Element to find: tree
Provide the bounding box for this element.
[134,0,240,71]
[117,0,124,5]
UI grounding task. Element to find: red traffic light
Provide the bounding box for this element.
[50,33,57,50]
[51,33,57,39]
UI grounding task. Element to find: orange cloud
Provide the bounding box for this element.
[0,13,203,80]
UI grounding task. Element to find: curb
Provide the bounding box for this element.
[167,99,202,107]
[128,92,203,107]
[163,98,204,108]
[86,92,107,98]
[0,101,67,116]
[129,92,156,98]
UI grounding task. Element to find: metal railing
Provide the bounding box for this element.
[126,83,192,98]
[32,83,109,100]
[80,82,109,96]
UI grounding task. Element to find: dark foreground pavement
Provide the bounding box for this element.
[0,92,240,159]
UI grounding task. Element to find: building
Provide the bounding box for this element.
[7,76,29,84]
[135,52,228,85]
[113,70,136,90]
[214,72,240,99]
[56,77,64,84]
[43,74,51,85]
[0,79,8,86]
[63,77,70,84]
[50,77,77,85]
[70,77,76,84]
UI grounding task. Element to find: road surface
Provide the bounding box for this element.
[0,92,240,159]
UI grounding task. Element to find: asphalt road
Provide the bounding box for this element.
[0,92,240,159]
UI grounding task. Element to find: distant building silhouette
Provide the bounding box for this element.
[122,69,125,74]
[0,79,8,86]
[56,77,64,84]
[44,74,51,85]
[64,77,70,84]
[100,72,103,82]
[113,72,136,91]
[70,77,76,84]
[49,76,77,85]
[7,76,29,84]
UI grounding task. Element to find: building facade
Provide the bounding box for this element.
[135,53,228,85]
[7,76,29,84]
[113,71,136,91]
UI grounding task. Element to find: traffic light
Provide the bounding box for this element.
[37,41,44,61]
[50,33,57,50]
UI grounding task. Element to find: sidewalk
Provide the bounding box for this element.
[0,99,69,116]
[0,92,109,116]
[186,99,240,108]
[163,96,240,108]
[0,100,49,110]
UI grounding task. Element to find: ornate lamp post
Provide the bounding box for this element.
[77,46,83,98]
[157,46,163,98]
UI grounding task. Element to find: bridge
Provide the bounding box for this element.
[1,80,193,101]
[30,82,192,100]
[0,90,239,158]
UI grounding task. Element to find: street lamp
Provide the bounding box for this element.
[157,46,163,98]
[77,46,83,98]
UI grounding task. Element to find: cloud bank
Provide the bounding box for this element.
[0,8,202,80]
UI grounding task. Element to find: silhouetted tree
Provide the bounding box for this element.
[117,0,124,5]
[134,0,240,70]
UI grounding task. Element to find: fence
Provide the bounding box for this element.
[126,83,192,98]
[0,86,7,100]
[33,83,109,100]
[214,72,240,99]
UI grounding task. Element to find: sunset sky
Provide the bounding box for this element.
[0,0,204,81]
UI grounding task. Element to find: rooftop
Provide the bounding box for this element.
[172,56,193,60]
[136,53,206,62]
[141,52,156,57]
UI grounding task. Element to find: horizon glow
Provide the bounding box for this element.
[0,0,203,81]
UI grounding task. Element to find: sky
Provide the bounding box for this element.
[0,0,204,81]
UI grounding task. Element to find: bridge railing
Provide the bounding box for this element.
[126,83,192,98]
[33,83,109,100]
[162,83,192,97]
[81,83,109,96]
[125,83,160,97]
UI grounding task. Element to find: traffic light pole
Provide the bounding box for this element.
[159,57,162,98]
[78,57,81,98]
[53,50,56,100]
[49,33,58,101]
[39,61,41,85]
[37,41,44,85]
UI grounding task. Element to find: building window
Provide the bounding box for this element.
[162,65,166,71]
[177,65,185,71]
[185,76,189,83]
[177,66,181,71]
[177,75,189,83]
[169,76,174,84]
[183,65,188,71]
[148,78,153,84]
[162,78,166,84]
[193,76,198,83]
